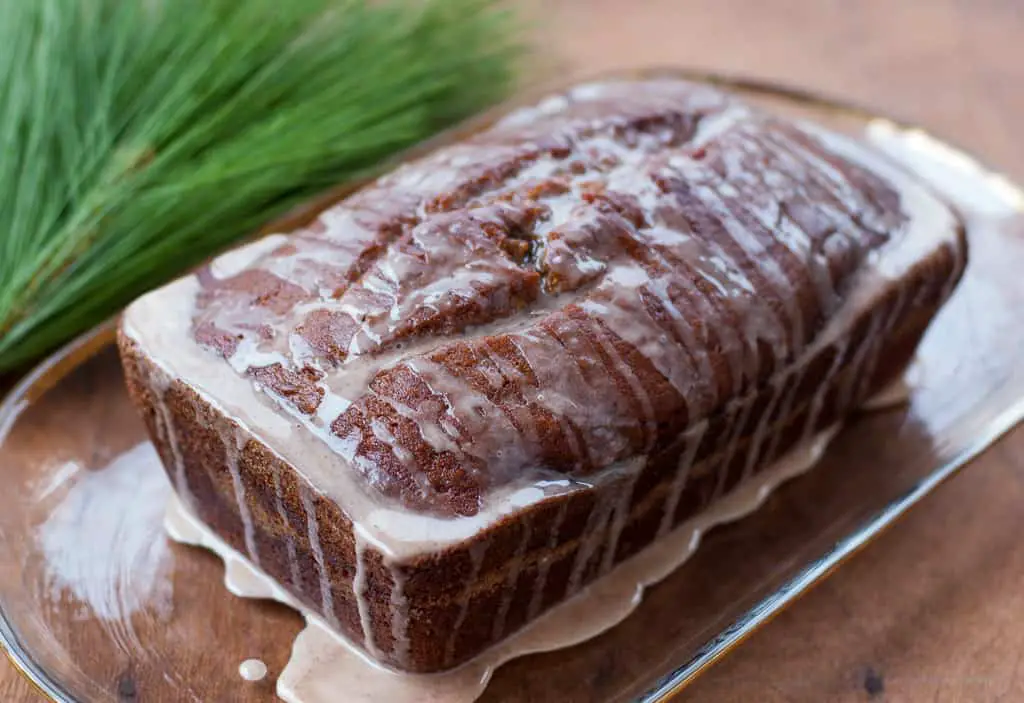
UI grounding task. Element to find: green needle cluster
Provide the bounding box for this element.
[0,0,521,372]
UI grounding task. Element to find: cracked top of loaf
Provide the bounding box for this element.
[181,79,928,518]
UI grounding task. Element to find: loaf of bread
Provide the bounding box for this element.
[118,78,966,673]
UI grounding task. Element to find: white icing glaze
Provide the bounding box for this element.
[866,120,1024,217]
[210,235,289,280]
[165,426,839,703]
[239,659,268,682]
[808,125,959,281]
[679,167,803,348]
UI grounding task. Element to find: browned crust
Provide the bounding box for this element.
[116,221,965,672]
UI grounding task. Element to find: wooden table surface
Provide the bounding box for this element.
[4,1,1023,700]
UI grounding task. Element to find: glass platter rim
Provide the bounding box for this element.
[1,68,1022,703]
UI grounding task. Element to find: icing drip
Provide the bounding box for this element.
[565,481,618,596]
[860,360,920,411]
[271,463,303,590]
[300,488,338,629]
[802,338,850,443]
[352,529,381,660]
[491,522,532,642]
[658,420,709,537]
[388,565,411,665]
[152,380,189,504]
[527,502,569,620]
[582,303,659,453]
[600,470,640,574]
[713,396,755,501]
[222,426,260,568]
[679,171,802,350]
[642,229,743,405]
[443,540,489,667]
[853,285,910,404]
[239,659,268,682]
[760,365,806,464]
[742,375,786,483]
[834,313,883,421]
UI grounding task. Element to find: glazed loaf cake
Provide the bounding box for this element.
[118,78,966,673]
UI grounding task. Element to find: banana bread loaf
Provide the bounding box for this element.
[118,78,966,673]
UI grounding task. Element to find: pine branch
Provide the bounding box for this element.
[0,0,522,372]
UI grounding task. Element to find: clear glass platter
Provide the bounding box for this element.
[1,70,1023,702]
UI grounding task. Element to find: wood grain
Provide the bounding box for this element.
[3,0,1023,700]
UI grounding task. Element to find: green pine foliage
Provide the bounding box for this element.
[0,0,521,372]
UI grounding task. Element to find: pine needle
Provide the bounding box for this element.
[0,0,522,372]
